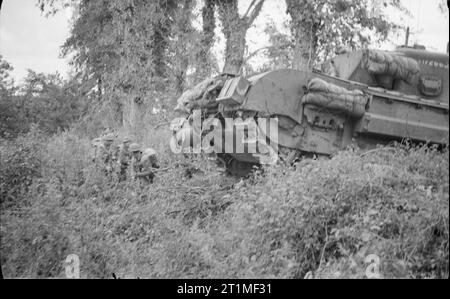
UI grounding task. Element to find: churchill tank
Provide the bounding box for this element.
[172,45,449,176]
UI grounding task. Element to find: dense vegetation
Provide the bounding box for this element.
[1,0,448,278]
[1,126,448,278]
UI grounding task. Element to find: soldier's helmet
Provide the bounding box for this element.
[141,148,158,165]
[122,136,133,144]
[142,148,157,158]
[129,143,142,153]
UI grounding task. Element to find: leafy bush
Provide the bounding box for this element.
[205,145,449,278]
[0,127,45,208]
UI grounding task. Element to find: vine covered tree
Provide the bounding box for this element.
[286,0,407,70]
[215,0,266,75]
[196,0,217,78]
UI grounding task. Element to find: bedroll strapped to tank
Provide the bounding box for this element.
[302,78,369,118]
[362,49,420,85]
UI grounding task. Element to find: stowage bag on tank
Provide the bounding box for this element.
[302,78,369,118]
[362,49,420,85]
[175,76,224,113]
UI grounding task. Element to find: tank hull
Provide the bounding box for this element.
[173,49,449,174]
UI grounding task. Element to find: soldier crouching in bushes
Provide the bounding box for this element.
[117,136,133,181]
[129,143,159,185]
[140,148,159,183]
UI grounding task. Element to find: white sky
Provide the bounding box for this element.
[0,0,448,82]
[0,0,73,83]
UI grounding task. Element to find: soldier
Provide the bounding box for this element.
[129,142,143,178]
[99,133,115,174]
[139,148,159,184]
[117,136,133,181]
[129,143,159,185]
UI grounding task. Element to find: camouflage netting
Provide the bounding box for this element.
[302,78,369,117]
[362,49,420,85]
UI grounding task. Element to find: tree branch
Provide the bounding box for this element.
[246,0,265,26]
[243,41,291,64]
[243,0,257,18]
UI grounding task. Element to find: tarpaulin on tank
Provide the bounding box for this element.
[302,78,368,118]
[362,49,420,84]
[175,76,224,113]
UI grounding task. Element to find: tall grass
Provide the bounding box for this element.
[1,127,448,278]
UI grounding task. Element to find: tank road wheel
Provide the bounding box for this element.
[215,156,227,173]
[227,158,259,177]
[215,154,258,177]
[211,153,232,174]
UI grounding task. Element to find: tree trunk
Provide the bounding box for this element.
[291,26,316,70]
[216,0,265,75]
[152,21,169,84]
[174,0,194,93]
[221,20,247,75]
[197,0,216,78]
[152,0,177,91]
[286,0,318,70]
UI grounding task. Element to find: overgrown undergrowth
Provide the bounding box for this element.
[1,129,448,278]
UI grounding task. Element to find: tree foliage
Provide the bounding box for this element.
[36,0,406,118]
[0,56,24,139]
[38,0,204,128]
[0,55,14,90]
[285,0,406,70]
[0,54,86,138]
[18,71,86,134]
[439,0,449,15]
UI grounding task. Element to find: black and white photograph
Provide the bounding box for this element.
[0,0,448,283]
